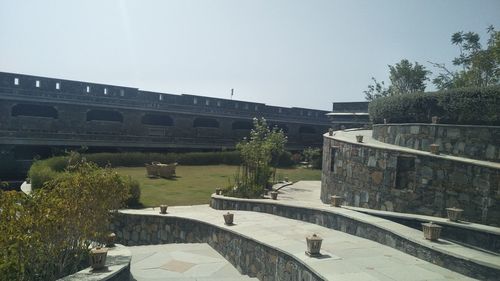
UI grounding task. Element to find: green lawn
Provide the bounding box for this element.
[115,165,321,207]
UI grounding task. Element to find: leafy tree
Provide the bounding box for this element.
[365,59,430,101]
[431,26,500,90]
[230,118,286,198]
[387,59,430,95]
[364,77,390,101]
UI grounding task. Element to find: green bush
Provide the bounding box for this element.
[28,161,62,189]
[369,86,500,125]
[124,177,141,207]
[0,161,129,281]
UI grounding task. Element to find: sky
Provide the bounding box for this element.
[0,0,499,110]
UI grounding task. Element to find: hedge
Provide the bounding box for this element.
[369,86,500,125]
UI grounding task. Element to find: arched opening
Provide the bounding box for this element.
[141,114,173,126]
[299,126,316,134]
[193,117,219,128]
[270,123,289,133]
[11,104,58,119]
[86,109,123,122]
[232,120,253,130]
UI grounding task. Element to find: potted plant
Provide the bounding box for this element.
[328,128,334,136]
[223,212,234,225]
[305,234,323,257]
[446,207,464,222]
[215,188,222,195]
[430,144,440,155]
[89,247,108,270]
[106,232,116,247]
[432,116,439,124]
[421,222,442,241]
[270,191,278,200]
[160,204,168,214]
[330,195,343,207]
[356,135,364,143]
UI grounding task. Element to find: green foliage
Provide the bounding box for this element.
[365,59,430,101]
[28,160,62,189]
[229,118,287,198]
[369,85,500,125]
[303,147,322,169]
[387,59,430,95]
[0,160,129,281]
[431,26,499,90]
[124,176,141,207]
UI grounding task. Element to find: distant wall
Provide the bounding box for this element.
[372,124,500,162]
[321,135,500,226]
[0,71,331,151]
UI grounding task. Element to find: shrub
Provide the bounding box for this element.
[28,161,62,189]
[125,176,141,207]
[369,86,500,125]
[0,161,129,280]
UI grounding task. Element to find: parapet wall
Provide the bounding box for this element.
[111,213,325,281]
[372,124,500,162]
[321,133,500,226]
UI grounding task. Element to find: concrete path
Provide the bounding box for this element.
[123,204,475,280]
[129,243,256,281]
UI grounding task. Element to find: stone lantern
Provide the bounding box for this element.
[223,212,234,225]
[446,207,464,222]
[421,222,442,241]
[306,234,323,257]
[330,195,343,207]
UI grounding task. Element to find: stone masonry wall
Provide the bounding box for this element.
[321,136,500,226]
[210,196,499,280]
[110,213,325,281]
[372,124,500,162]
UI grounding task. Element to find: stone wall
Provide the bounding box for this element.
[210,196,499,280]
[372,124,500,162]
[321,136,500,226]
[111,213,325,281]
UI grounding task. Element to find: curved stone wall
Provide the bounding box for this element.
[210,195,500,280]
[110,213,325,281]
[321,133,500,226]
[372,124,500,162]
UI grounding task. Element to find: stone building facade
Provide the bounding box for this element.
[321,126,500,226]
[0,71,332,157]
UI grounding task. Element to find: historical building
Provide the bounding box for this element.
[0,71,334,158]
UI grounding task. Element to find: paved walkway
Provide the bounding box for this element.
[129,243,256,281]
[124,202,475,280]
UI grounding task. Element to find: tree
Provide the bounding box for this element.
[387,59,430,95]
[364,77,390,101]
[231,118,287,198]
[431,26,500,90]
[364,59,430,101]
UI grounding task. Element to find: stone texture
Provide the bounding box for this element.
[373,124,500,162]
[322,134,500,226]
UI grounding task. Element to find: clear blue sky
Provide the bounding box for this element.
[1,0,499,110]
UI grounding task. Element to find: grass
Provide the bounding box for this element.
[114,165,321,207]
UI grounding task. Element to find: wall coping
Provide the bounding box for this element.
[211,194,500,273]
[324,130,500,170]
[342,206,500,236]
[58,244,131,281]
